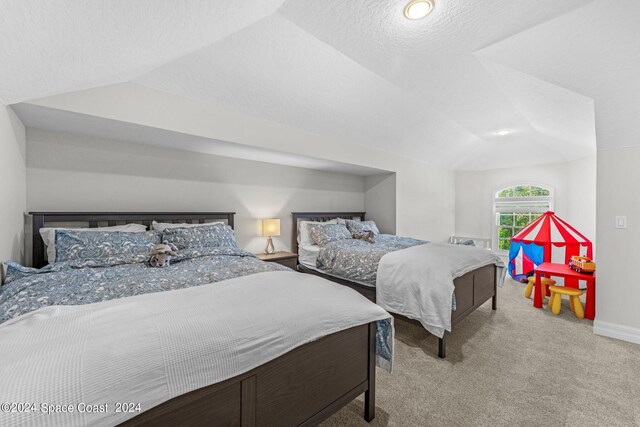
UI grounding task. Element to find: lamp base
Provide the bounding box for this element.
[264,237,275,254]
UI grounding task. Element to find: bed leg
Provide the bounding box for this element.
[364,322,376,422]
[438,334,447,359]
[492,270,497,311]
[364,382,375,422]
[241,376,257,427]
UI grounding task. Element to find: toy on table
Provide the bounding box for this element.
[569,256,596,274]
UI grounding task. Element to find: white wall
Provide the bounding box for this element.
[455,156,597,250]
[364,173,396,234]
[395,161,455,242]
[27,83,456,243]
[0,106,26,269]
[26,129,365,255]
[594,147,640,343]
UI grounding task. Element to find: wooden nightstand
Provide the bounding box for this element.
[255,251,298,270]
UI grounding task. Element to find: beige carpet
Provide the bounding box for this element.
[322,279,640,426]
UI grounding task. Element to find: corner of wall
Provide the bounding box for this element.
[364,173,396,234]
[0,105,27,266]
[593,320,640,345]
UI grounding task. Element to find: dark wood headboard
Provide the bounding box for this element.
[290,212,366,255]
[30,212,236,268]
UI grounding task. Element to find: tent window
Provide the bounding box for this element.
[494,185,553,253]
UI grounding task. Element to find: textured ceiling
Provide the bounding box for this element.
[1,0,610,170]
[137,13,480,168]
[475,0,640,151]
[0,0,286,103]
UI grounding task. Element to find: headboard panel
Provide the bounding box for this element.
[290,212,366,255]
[30,212,235,268]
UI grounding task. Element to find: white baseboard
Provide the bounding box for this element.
[593,320,640,345]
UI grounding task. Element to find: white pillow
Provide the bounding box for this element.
[40,223,148,263]
[298,219,338,247]
[151,221,224,232]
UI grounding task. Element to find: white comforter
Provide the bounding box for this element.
[0,271,391,427]
[377,243,505,338]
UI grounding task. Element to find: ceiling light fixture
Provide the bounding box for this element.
[495,129,512,136]
[403,0,434,20]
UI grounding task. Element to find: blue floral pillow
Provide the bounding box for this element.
[307,223,352,246]
[162,223,238,250]
[345,220,380,235]
[55,230,161,267]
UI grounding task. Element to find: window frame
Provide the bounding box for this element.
[492,183,554,255]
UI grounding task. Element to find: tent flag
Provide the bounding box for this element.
[508,211,592,280]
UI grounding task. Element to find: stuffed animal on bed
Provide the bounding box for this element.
[149,240,179,267]
[352,231,375,243]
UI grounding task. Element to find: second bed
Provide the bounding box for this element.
[292,211,505,358]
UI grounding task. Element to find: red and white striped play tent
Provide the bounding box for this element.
[508,211,592,281]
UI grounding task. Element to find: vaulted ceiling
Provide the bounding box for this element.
[0,0,621,170]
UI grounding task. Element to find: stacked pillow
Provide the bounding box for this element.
[297,219,338,247]
[345,219,380,235]
[307,223,352,246]
[161,223,237,249]
[299,219,382,247]
[40,223,147,263]
[55,229,160,267]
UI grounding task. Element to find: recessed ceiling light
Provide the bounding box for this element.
[495,129,512,136]
[403,0,434,20]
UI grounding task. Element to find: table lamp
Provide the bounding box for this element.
[261,219,281,254]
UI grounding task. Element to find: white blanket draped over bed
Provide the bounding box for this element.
[377,243,505,338]
[0,271,392,427]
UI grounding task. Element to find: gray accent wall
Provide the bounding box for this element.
[26,129,367,254]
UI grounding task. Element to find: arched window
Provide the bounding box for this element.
[493,184,553,253]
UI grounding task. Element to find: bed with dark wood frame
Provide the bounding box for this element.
[29,212,378,426]
[291,212,497,359]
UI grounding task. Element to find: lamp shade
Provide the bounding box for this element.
[261,219,281,237]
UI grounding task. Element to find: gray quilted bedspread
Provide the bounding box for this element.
[316,234,428,285]
[0,248,288,325]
